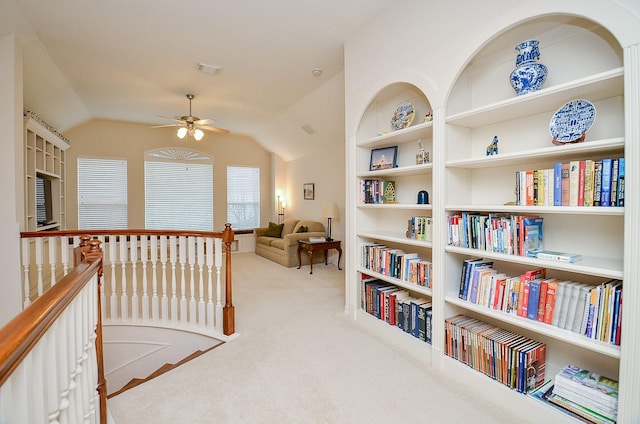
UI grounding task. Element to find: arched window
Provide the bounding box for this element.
[144,148,213,231]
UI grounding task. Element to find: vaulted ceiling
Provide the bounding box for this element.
[1,0,394,161]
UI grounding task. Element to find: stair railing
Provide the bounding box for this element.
[19,225,236,338]
[0,237,107,423]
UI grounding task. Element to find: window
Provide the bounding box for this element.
[145,148,213,231]
[227,166,260,230]
[77,157,128,229]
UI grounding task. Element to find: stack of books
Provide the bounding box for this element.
[547,365,618,423]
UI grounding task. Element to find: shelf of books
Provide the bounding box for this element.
[441,18,625,423]
[346,11,639,422]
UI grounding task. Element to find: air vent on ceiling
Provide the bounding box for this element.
[197,63,223,74]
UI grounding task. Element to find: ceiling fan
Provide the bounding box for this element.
[154,94,229,140]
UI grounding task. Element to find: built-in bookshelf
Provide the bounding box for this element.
[347,12,638,423]
[353,83,435,358]
[24,114,70,232]
[443,17,624,421]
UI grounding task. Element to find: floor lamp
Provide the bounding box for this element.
[322,203,339,241]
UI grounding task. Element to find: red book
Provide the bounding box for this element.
[536,280,549,321]
[578,160,586,206]
[526,170,535,206]
[542,279,559,324]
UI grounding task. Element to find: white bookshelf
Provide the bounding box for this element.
[347,12,639,423]
[24,115,70,232]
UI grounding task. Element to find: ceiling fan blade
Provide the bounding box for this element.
[200,125,230,134]
[194,118,216,125]
[152,123,182,128]
[157,115,185,124]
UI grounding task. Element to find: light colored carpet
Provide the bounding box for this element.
[108,253,530,423]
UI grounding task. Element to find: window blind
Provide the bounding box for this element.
[227,166,260,230]
[145,161,213,231]
[77,157,128,229]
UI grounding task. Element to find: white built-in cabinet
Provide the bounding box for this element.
[24,115,70,232]
[348,15,639,422]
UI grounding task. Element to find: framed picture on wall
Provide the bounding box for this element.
[303,183,315,200]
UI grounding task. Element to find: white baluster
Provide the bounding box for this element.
[141,235,149,321]
[197,237,206,327]
[188,236,197,326]
[36,237,44,296]
[109,236,118,320]
[169,236,178,323]
[48,236,57,287]
[119,235,128,320]
[160,236,169,322]
[206,237,214,331]
[31,342,46,422]
[22,238,31,307]
[179,236,187,324]
[61,236,70,276]
[151,235,159,321]
[130,235,139,321]
[45,329,61,423]
[57,312,70,423]
[215,238,223,332]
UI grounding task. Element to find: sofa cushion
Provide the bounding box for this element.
[294,220,325,234]
[281,218,299,236]
[296,225,308,233]
[256,236,277,246]
[265,222,284,237]
[270,238,285,249]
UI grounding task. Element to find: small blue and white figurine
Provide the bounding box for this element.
[486,136,499,156]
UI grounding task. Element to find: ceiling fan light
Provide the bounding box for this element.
[194,128,204,141]
[177,127,188,139]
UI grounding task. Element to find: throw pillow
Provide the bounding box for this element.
[296,225,308,233]
[265,221,284,237]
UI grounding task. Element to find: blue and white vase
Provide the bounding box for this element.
[509,39,548,96]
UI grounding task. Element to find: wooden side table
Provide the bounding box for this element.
[297,240,342,274]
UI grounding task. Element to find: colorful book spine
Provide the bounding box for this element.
[553,162,562,206]
[600,158,612,206]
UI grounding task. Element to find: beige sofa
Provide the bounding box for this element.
[254,218,326,267]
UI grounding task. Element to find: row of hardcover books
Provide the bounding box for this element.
[448,212,543,257]
[359,179,396,204]
[444,314,546,394]
[531,365,618,423]
[458,260,622,345]
[362,277,433,343]
[361,242,434,288]
[515,157,625,207]
[407,216,433,241]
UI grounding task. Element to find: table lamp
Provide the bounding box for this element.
[321,202,339,241]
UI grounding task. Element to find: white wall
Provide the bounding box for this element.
[0,34,24,326]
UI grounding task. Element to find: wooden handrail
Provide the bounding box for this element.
[0,250,106,422]
[0,257,102,385]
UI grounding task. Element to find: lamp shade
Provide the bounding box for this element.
[194,128,204,140]
[322,202,339,219]
[177,127,188,139]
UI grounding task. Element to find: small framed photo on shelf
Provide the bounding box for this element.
[369,146,398,171]
[303,183,315,200]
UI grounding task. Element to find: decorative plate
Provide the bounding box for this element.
[549,99,596,143]
[391,101,415,131]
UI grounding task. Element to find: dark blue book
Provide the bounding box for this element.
[600,158,612,206]
[425,309,433,344]
[617,157,625,207]
[527,279,542,320]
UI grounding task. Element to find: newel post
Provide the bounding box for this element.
[222,223,235,335]
[78,236,107,424]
